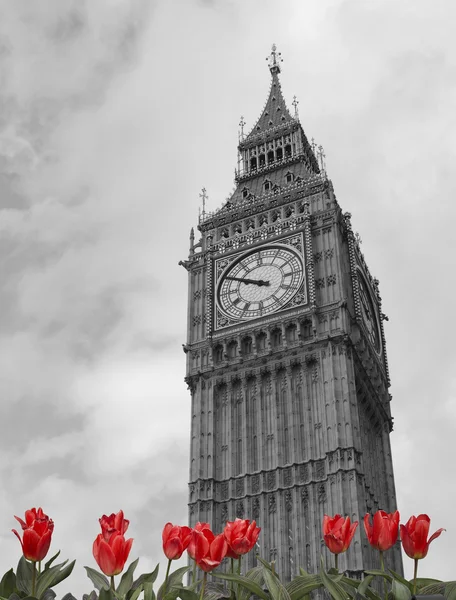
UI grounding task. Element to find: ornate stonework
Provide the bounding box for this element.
[183,48,402,580]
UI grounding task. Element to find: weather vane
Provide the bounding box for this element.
[292,96,299,118]
[199,187,208,218]
[266,43,282,74]
[239,116,246,140]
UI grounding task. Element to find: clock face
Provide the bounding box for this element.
[358,273,381,353]
[217,245,304,321]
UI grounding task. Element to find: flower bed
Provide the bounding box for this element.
[2,507,451,600]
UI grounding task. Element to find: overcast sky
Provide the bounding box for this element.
[0,0,454,596]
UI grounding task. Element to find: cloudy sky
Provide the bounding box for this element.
[0,0,454,595]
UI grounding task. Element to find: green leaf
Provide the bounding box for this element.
[285,574,322,600]
[238,566,265,600]
[39,590,56,600]
[0,569,17,598]
[319,558,349,600]
[212,573,269,600]
[84,567,110,592]
[144,582,155,600]
[444,582,456,600]
[16,558,33,596]
[203,583,230,600]
[419,581,456,596]
[157,567,189,600]
[256,557,274,573]
[173,588,199,600]
[83,591,99,600]
[358,575,375,598]
[61,594,78,600]
[263,567,291,600]
[391,579,411,600]
[116,559,139,599]
[413,578,443,589]
[43,553,61,572]
[35,560,75,598]
[364,570,393,583]
[387,570,413,592]
[131,564,160,592]
[99,588,116,600]
[127,587,143,600]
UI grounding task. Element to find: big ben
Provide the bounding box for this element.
[181,46,403,579]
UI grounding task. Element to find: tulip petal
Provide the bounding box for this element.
[428,528,445,545]
[96,539,117,576]
[35,530,53,562]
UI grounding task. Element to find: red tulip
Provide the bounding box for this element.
[162,523,192,560]
[187,522,212,560]
[12,507,54,562]
[400,514,445,560]
[323,514,358,554]
[224,518,261,559]
[364,510,400,552]
[192,529,227,572]
[93,510,133,576]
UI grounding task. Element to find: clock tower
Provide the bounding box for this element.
[182,46,403,579]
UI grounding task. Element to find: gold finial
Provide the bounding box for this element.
[239,116,246,140]
[266,43,282,74]
[292,96,299,118]
[199,187,208,218]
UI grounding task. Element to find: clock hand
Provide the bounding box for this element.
[225,276,270,286]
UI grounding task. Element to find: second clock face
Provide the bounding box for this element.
[217,245,304,321]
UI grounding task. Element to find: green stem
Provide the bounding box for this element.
[413,559,419,596]
[31,561,36,597]
[334,553,338,572]
[38,561,42,575]
[199,572,207,600]
[230,558,234,595]
[192,560,197,585]
[163,559,172,596]
[237,557,242,598]
[379,551,387,600]
[110,576,115,592]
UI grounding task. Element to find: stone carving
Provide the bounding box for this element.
[221,504,228,522]
[252,475,260,493]
[268,494,277,513]
[253,498,260,519]
[301,487,309,508]
[221,482,229,499]
[190,504,195,515]
[315,278,325,289]
[236,479,244,496]
[318,484,327,503]
[236,501,245,518]
[299,464,309,482]
[285,490,293,512]
[325,248,334,259]
[315,460,325,479]
[284,468,292,487]
[327,274,337,285]
[267,472,276,489]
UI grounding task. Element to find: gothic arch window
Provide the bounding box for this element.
[273,184,280,195]
[242,187,249,199]
[286,171,294,184]
[301,319,312,340]
[241,336,253,356]
[213,344,224,364]
[263,179,271,192]
[256,331,267,351]
[272,210,281,222]
[267,150,274,164]
[250,157,257,171]
[286,323,297,343]
[227,340,238,359]
[285,144,292,158]
[276,147,283,160]
[271,328,282,348]
[259,154,265,168]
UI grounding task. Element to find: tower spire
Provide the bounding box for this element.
[267,43,282,75]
